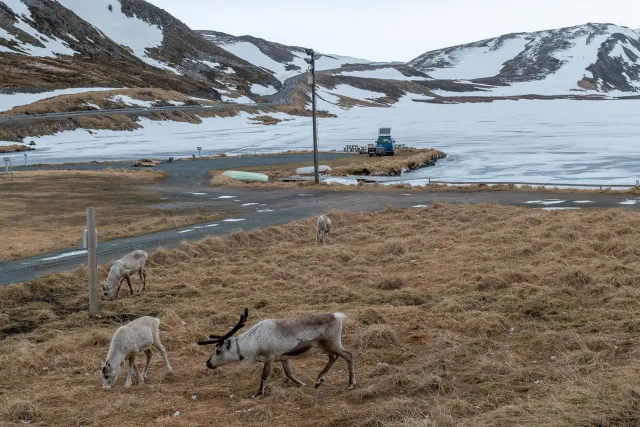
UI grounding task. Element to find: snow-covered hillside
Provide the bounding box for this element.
[200,30,371,82]
[409,24,640,94]
[0,0,281,100]
[56,0,170,71]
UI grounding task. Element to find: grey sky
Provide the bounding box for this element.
[146,0,640,62]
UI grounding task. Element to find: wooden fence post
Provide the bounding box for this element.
[87,207,99,317]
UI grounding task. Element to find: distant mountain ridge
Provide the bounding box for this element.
[199,30,372,83]
[408,23,640,94]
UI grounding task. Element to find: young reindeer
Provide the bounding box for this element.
[316,215,332,244]
[100,316,172,389]
[198,308,356,398]
[103,250,148,301]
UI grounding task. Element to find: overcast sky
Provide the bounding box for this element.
[146,0,640,62]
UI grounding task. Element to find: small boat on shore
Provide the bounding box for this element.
[222,170,269,182]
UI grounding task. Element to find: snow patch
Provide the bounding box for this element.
[57,0,171,71]
[251,84,278,96]
[41,249,87,261]
[525,200,566,205]
[324,178,359,186]
[108,95,154,108]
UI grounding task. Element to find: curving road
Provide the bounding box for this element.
[1,152,640,285]
[0,73,304,124]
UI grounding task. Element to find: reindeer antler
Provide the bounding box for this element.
[197,308,249,346]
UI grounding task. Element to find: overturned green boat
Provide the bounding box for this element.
[222,170,269,182]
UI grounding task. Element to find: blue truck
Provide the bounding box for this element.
[368,127,395,157]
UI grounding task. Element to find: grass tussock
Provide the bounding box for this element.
[331,149,446,176]
[4,205,640,425]
[0,169,227,261]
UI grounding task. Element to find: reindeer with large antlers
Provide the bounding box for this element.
[198,308,356,398]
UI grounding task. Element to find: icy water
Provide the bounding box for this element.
[7,98,640,185]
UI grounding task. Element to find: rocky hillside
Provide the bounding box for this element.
[0,0,280,99]
[200,30,372,84]
[409,23,640,94]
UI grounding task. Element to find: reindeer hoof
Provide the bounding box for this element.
[124,381,132,388]
[314,378,325,388]
[346,383,356,390]
[249,393,264,399]
[295,382,306,388]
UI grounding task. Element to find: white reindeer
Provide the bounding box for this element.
[100,316,172,389]
[103,250,148,301]
[316,215,332,244]
[197,308,356,398]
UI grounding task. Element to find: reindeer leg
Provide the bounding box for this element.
[141,349,152,380]
[152,332,172,371]
[125,354,136,387]
[250,361,272,399]
[141,269,147,291]
[131,355,144,385]
[281,360,305,387]
[114,278,126,300]
[334,348,356,390]
[314,353,338,388]
[125,274,134,296]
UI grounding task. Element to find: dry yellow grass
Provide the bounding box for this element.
[0,169,227,261]
[2,204,640,426]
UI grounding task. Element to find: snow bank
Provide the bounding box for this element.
[0,87,119,113]
[324,178,358,186]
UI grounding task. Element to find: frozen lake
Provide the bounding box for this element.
[4,97,640,185]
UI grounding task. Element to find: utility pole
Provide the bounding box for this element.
[305,49,320,184]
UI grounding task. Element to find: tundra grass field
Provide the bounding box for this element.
[0,170,227,261]
[3,204,640,426]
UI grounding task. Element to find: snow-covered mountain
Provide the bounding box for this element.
[200,30,372,83]
[0,0,280,98]
[409,23,640,94]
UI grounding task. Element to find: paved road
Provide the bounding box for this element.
[0,72,303,124]
[1,165,639,285]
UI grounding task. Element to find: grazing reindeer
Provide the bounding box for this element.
[198,308,356,398]
[100,316,172,389]
[316,215,332,244]
[103,250,148,301]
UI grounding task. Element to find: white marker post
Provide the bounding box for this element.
[3,157,12,180]
[401,167,407,185]
[197,146,202,159]
[86,207,99,317]
[24,152,27,167]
